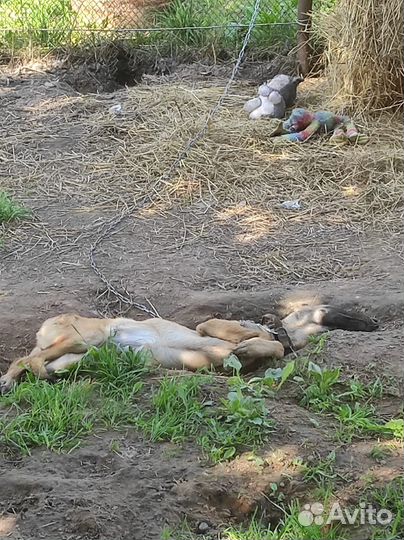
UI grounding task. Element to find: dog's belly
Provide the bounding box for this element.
[111,325,159,350]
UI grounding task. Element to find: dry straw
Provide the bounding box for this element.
[1,81,402,231]
[1,77,402,292]
[319,0,404,112]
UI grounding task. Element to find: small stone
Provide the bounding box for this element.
[197,522,210,534]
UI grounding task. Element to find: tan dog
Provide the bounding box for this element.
[0,305,378,394]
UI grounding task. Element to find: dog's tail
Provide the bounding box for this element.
[321,306,379,332]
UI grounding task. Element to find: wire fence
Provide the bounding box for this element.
[0,0,334,52]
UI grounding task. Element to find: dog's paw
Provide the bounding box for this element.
[0,375,15,395]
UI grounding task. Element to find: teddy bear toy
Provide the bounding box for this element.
[244,83,286,119]
[244,74,303,120]
[269,108,369,145]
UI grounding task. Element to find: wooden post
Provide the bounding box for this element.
[297,0,313,76]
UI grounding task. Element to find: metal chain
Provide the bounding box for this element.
[89,0,261,317]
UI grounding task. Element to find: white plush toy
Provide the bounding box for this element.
[244,83,286,120]
[244,74,303,120]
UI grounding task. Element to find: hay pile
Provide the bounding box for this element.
[320,0,404,111]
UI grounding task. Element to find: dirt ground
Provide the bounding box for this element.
[0,59,403,539]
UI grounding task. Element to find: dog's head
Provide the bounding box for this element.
[347,313,379,332]
[322,306,380,332]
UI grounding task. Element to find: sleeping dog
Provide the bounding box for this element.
[0,304,378,393]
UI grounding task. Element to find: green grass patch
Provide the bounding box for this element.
[137,375,207,443]
[370,443,397,462]
[222,504,343,540]
[136,370,275,462]
[0,343,151,454]
[162,505,345,540]
[301,450,337,487]
[292,450,338,501]
[383,418,404,440]
[0,345,275,460]
[161,520,196,540]
[293,358,400,443]
[0,191,29,224]
[151,0,298,54]
[360,477,404,540]
[295,356,385,415]
[264,335,394,443]
[268,334,400,445]
[334,403,396,443]
[79,342,151,398]
[71,343,152,427]
[0,0,336,55]
[1,334,396,461]
[299,362,341,412]
[0,0,75,49]
[200,382,274,462]
[0,376,96,453]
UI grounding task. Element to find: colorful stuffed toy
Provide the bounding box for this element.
[244,75,303,120]
[270,108,369,145]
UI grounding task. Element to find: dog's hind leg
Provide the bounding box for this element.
[0,347,43,394]
[0,338,89,394]
[148,339,235,371]
[45,353,86,374]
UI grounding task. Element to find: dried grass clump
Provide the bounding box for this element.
[320,0,404,111]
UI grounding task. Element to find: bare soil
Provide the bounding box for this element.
[0,61,403,539]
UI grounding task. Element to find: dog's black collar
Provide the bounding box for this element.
[263,325,293,355]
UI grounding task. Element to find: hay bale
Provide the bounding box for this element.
[320,0,404,111]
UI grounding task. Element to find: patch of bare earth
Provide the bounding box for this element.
[0,61,403,539]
